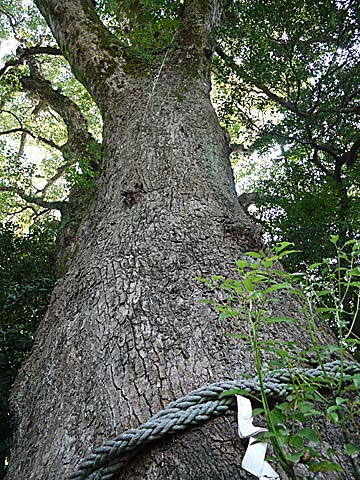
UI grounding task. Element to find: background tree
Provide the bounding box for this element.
[214,0,360,248]
[213,0,360,339]
[0,221,55,478]
[0,1,358,479]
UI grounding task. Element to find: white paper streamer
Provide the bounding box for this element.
[236,395,279,480]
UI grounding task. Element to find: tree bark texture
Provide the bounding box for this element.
[6,1,358,479]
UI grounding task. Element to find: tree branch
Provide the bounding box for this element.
[20,69,85,139]
[0,46,62,77]
[345,134,360,167]
[0,8,17,28]
[303,119,339,179]
[178,0,229,68]
[0,127,62,151]
[311,149,335,179]
[18,45,62,58]
[0,185,65,211]
[0,109,23,127]
[312,141,339,161]
[3,60,96,155]
[334,134,360,181]
[19,67,100,169]
[34,0,124,103]
[215,46,309,119]
[17,130,27,159]
[1,60,100,210]
[3,204,39,219]
[230,143,251,154]
[40,160,76,197]
[0,58,21,78]
[0,7,24,43]
[238,192,283,210]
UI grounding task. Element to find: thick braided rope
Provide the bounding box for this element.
[68,360,359,480]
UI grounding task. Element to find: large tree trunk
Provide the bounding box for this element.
[5,1,358,479]
[7,64,260,480]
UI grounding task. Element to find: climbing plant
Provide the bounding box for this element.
[198,242,360,478]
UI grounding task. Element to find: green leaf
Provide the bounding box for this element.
[285,450,303,463]
[309,262,323,271]
[335,397,347,407]
[275,349,289,358]
[298,402,314,414]
[266,316,296,324]
[314,290,332,297]
[245,251,262,259]
[252,407,264,416]
[220,389,253,398]
[273,242,294,254]
[315,307,334,313]
[261,259,273,268]
[292,411,307,423]
[330,235,339,245]
[211,275,223,282]
[224,333,249,340]
[309,461,342,472]
[347,267,360,277]
[343,239,357,247]
[326,408,339,423]
[288,288,303,295]
[353,374,360,389]
[219,388,243,398]
[235,260,248,269]
[264,283,292,293]
[242,278,255,292]
[345,443,360,457]
[289,434,304,450]
[296,428,318,443]
[270,408,285,426]
[276,401,289,411]
[260,431,276,439]
[195,277,210,285]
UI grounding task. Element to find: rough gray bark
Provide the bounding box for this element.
[8,65,261,480]
[5,1,358,479]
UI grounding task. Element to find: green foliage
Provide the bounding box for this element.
[0,4,102,226]
[0,0,52,46]
[97,0,182,70]
[0,221,56,477]
[302,237,360,348]
[247,159,360,271]
[212,0,360,283]
[216,0,360,155]
[198,242,360,479]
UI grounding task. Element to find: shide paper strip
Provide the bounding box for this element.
[236,395,279,480]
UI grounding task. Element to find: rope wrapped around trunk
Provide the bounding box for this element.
[68,360,359,480]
